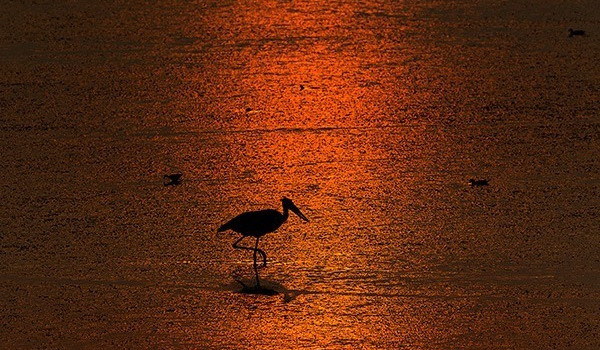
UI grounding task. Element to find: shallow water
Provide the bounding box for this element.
[1,0,599,349]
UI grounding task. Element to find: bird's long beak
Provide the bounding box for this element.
[290,204,309,222]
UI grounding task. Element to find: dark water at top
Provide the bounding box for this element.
[1,1,599,348]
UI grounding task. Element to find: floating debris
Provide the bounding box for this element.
[568,28,585,37]
[164,173,182,186]
[469,178,489,187]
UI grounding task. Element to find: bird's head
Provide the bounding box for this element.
[282,197,309,222]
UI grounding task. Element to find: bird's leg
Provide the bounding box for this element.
[254,245,267,268]
[232,236,267,267]
[253,238,260,288]
[253,238,258,270]
[252,238,267,267]
[232,236,254,255]
[259,250,266,267]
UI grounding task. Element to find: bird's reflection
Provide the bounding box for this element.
[230,277,309,302]
[233,276,279,296]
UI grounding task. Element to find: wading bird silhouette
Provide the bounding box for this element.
[217,197,309,289]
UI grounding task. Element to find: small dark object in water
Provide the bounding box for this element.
[300,84,304,91]
[469,179,489,187]
[568,28,585,37]
[164,173,182,186]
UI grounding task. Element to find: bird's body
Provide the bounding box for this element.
[218,209,287,237]
[218,197,308,288]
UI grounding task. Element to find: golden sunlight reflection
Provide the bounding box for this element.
[177,1,461,346]
[3,0,599,348]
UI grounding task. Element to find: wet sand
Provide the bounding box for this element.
[1,1,599,349]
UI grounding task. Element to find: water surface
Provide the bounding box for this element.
[1,0,599,348]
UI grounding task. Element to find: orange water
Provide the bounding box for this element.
[1,1,599,348]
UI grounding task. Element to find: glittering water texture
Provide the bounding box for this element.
[1,0,599,349]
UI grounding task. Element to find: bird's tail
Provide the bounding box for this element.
[217,223,230,233]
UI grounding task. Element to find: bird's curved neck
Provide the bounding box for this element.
[282,205,289,222]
